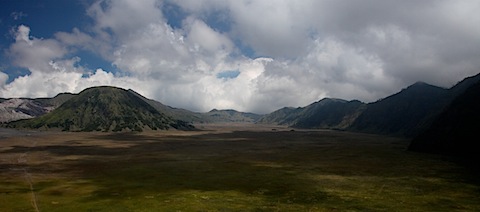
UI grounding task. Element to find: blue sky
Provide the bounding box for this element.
[1,0,480,113]
[0,0,111,78]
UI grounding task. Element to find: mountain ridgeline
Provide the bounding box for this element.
[259,73,480,138]
[7,86,193,132]
[2,72,480,158]
[408,78,480,158]
[257,98,365,129]
[129,89,262,123]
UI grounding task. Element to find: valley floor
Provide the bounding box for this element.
[0,125,479,211]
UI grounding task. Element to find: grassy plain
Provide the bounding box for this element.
[0,124,479,211]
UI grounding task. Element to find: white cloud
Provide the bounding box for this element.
[7,25,68,73]
[2,0,480,114]
[87,0,163,37]
[183,17,234,58]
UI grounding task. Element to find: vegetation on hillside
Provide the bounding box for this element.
[7,86,193,132]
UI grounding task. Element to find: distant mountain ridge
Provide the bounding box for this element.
[0,93,74,123]
[257,98,365,130]
[204,109,262,123]
[6,86,193,132]
[1,73,480,137]
[1,88,262,126]
[259,73,480,137]
[129,89,262,123]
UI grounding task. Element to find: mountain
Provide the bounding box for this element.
[292,99,365,129]
[257,98,365,129]
[448,72,480,97]
[0,93,74,123]
[203,109,262,123]
[127,89,205,123]
[259,72,480,137]
[6,86,193,132]
[349,73,480,137]
[3,73,480,135]
[129,89,261,123]
[1,88,261,126]
[408,79,480,158]
[347,82,450,136]
[256,107,302,126]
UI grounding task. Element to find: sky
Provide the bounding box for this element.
[0,0,479,114]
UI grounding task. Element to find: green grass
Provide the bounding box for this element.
[1,129,479,211]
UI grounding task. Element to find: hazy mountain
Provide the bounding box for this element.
[408,79,480,158]
[203,109,262,123]
[129,89,261,123]
[0,93,74,123]
[0,98,48,123]
[7,86,193,132]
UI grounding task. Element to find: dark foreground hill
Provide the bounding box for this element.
[408,79,480,158]
[7,86,193,132]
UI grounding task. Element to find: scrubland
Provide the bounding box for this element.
[1,125,479,211]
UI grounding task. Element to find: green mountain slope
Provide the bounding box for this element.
[7,86,193,132]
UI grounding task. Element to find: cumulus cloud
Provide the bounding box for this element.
[0,25,130,98]
[1,0,480,114]
[7,25,68,72]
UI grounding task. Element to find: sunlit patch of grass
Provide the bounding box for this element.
[0,179,32,211]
